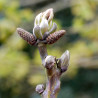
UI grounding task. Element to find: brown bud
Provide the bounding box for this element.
[17,28,36,45]
[46,30,66,44]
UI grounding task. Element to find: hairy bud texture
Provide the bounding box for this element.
[46,30,66,44]
[17,28,36,45]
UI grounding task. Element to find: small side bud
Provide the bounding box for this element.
[43,8,54,23]
[58,50,70,73]
[35,84,45,94]
[33,26,43,39]
[44,55,56,69]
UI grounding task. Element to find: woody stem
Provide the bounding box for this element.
[38,44,48,66]
[38,44,61,98]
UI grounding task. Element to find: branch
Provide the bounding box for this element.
[17,8,70,98]
[37,45,70,98]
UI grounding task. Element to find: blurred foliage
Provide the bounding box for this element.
[58,68,98,98]
[0,0,98,98]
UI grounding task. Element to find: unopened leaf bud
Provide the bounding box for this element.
[58,50,70,73]
[35,84,44,94]
[49,22,57,34]
[45,55,56,69]
[17,28,36,45]
[33,26,43,39]
[40,18,48,35]
[33,8,54,39]
[43,8,54,23]
[34,13,43,26]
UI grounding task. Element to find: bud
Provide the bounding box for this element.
[46,30,66,44]
[40,18,48,35]
[48,21,53,30]
[58,50,70,73]
[33,8,54,39]
[34,13,43,27]
[33,26,43,39]
[48,22,57,34]
[35,84,44,94]
[60,50,70,67]
[45,55,56,69]
[43,8,54,23]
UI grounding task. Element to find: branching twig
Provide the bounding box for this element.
[17,8,70,98]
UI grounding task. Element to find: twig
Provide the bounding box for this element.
[17,8,70,98]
